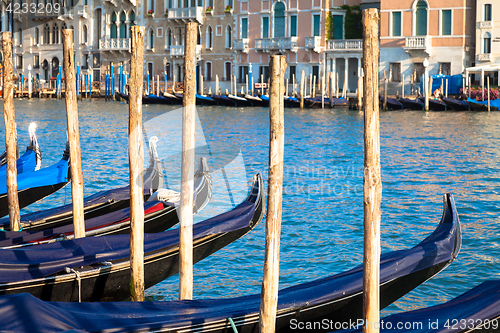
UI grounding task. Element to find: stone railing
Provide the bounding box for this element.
[167,7,204,24]
[234,38,249,53]
[99,38,131,51]
[326,39,362,51]
[305,36,322,52]
[255,37,298,53]
[477,53,492,62]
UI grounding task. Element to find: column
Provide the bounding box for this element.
[331,58,336,92]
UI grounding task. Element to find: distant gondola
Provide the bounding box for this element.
[162,92,182,104]
[0,174,264,302]
[419,96,447,111]
[0,193,460,331]
[442,97,470,111]
[380,96,404,110]
[116,92,173,105]
[284,96,300,108]
[228,94,252,107]
[0,122,41,174]
[196,94,217,106]
[398,97,424,110]
[245,94,269,107]
[0,143,70,218]
[211,94,237,106]
[467,98,500,111]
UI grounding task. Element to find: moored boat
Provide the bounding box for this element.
[419,96,447,111]
[196,94,217,106]
[380,96,404,110]
[442,97,470,111]
[398,97,424,110]
[211,94,237,106]
[0,174,264,302]
[228,94,252,107]
[245,94,269,107]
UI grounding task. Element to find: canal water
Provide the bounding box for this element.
[1,98,500,315]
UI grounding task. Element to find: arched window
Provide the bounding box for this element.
[205,25,212,49]
[205,61,212,81]
[82,25,88,44]
[415,0,428,36]
[166,28,172,49]
[52,23,59,44]
[120,11,126,38]
[148,28,154,49]
[225,25,232,48]
[225,61,231,81]
[111,12,117,38]
[128,10,136,36]
[43,24,50,44]
[274,1,285,38]
[484,32,491,54]
[197,29,201,45]
[34,27,39,45]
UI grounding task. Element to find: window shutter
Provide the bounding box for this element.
[392,12,401,36]
[442,10,451,35]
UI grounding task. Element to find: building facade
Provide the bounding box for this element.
[379,0,476,94]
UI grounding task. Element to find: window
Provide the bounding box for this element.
[52,24,59,44]
[274,2,285,38]
[165,62,171,81]
[241,18,248,38]
[43,24,50,44]
[262,17,269,38]
[332,15,343,39]
[390,63,401,82]
[17,28,22,46]
[166,28,172,49]
[290,15,297,37]
[413,62,424,83]
[225,25,232,48]
[82,54,89,69]
[484,4,492,21]
[110,13,117,38]
[392,12,401,36]
[259,66,269,83]
[16,55,22,69]
[157,27,163,38]
[289,65,296,80]
[34,27,39,45]
[415,1,428,36]
[441,10,451,36]
[225,61,232,81]
[239,66,248,84]
[148,0,155,12]
[484,32,491,54]
[312,66,319,80]
[82,25,88,44]
[439,62,451,76]
[148,28,154,50]
[313,14,320,37]
[206,62,212,81]
[120,11,127,38]
[206,26,213,49]
[34,55,40,69]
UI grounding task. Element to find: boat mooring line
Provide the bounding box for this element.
[228,318,238,333]
[65,267,82,302]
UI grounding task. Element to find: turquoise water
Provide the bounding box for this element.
[1,99,500,315]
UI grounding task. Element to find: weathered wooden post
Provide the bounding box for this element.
[261,74,264,95]
[128,26,146,302]
[259,54,286,333]
[2,32,20,231]
[312,75,316,98]
[300,70,305,109]
[62,29,85,238]
[336,72,340,98]
[383,78,387,111]
[246,74,249,95]
[230,73,233,95]
[309,73,313,97]
[215,74,219,96]
[285,78,289,97]
[357,74,363,111]
[179,21,197,301]
[321,74,325,109]
[330,72,334,108]
[401,74,405,98]
[292,73,296,95]
[362,8,381,333]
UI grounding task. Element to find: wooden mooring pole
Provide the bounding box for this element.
[362,8,381,333]
[128,26,145,302]
[487,76,490,112]
[300,70,305,109]
[259,54,286,333]
[62,30,85,239]
[179,21,197,300]
[2,32,20,231]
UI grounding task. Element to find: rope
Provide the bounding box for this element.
[228,318,238,333]
[65,267,82,302]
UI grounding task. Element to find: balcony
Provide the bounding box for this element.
[30,11,59,20]
[477,53,492,62]
[255,37,298,53]
[478,21,494,29]
[234,38,249,53]
[99,38,131,52]
[167,7,204,24]
[326,39,362,52]
[169,44,202,60]
[76,5,89,19]
[305,36,322,53]
[58,7,74,20]
[404,36,432,56]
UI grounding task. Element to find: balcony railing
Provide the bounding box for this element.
[404,36,431,50]
[305,36,322,52]
[478,21,494,28]
[326,39,362,52]
[234,38,249,53]
[99,38,131,51]
[477,53,492,62]
[167,7,204,24]
[255,37,298,53]
[170,44,202,58]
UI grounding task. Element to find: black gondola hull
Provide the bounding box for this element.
[398,98,424,110]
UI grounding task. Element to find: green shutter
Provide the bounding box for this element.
[241,18,248,38]
[333,15,343,39]
[313,15,320,37]
[274,2,285,37]
[442,10,451,35]
[290,16,297,37]
[392,12,401,36]
[415,1,427,36]
[263,17,269,38]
